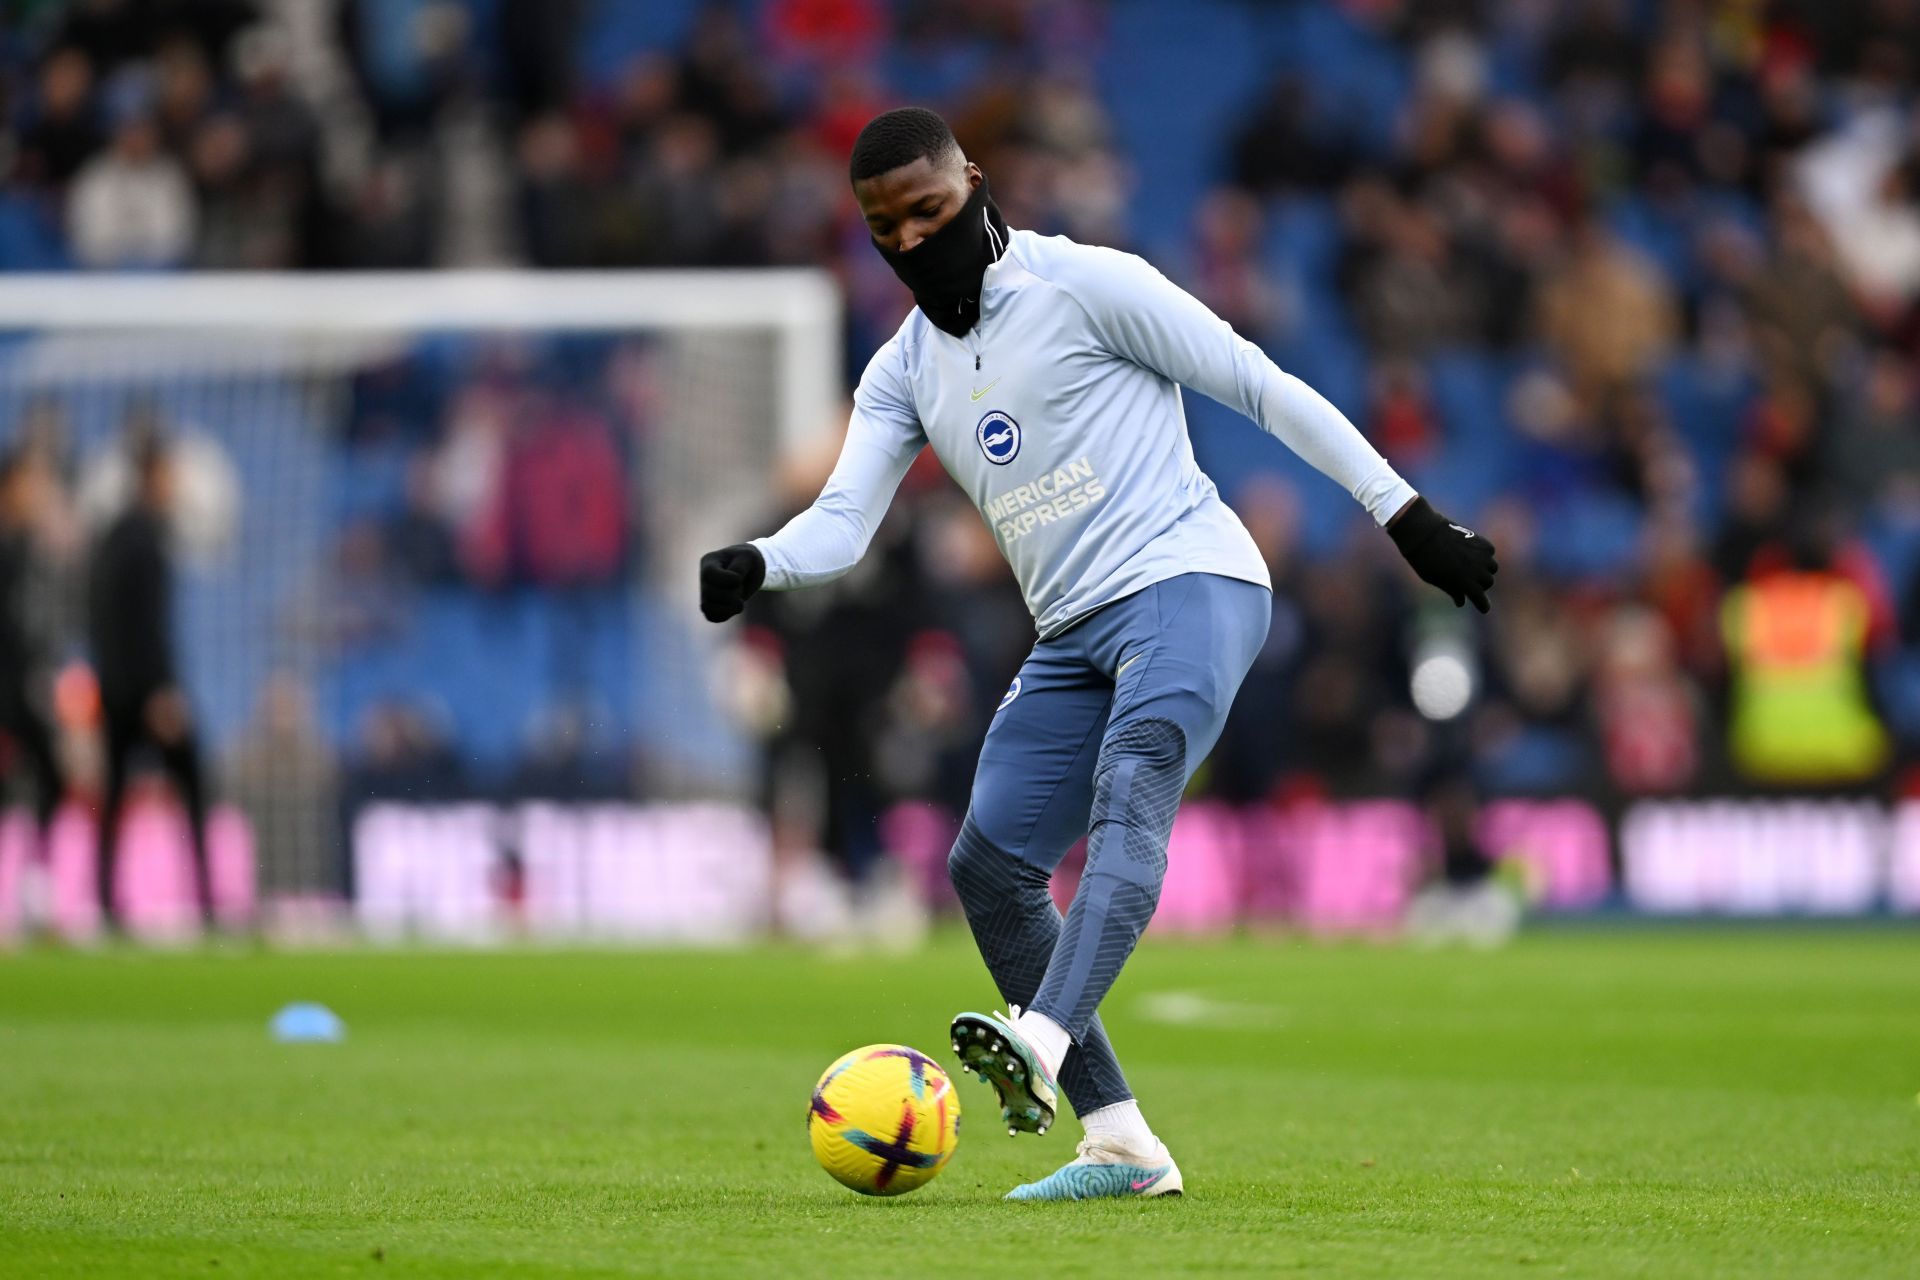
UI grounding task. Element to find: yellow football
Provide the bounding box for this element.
[807,1044,960,1196]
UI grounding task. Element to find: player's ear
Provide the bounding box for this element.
[964,161,983,191]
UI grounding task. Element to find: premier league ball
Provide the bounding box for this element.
[807,1044,960,1196]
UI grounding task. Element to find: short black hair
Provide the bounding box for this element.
[848,107,959,182]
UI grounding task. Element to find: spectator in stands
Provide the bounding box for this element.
[388,460,459,587]
[1462,103,1567,349]
[1229,75,1344,195]
[1824,151,1920,324]
[1638,512,1724,678]
[508,701,625,800]
[1746,191,1859,391]
[674,5,783,158]
[1537,216,1677,406]
[1593,604,1701,795]
[1630,32,1714,190]
[152,36,213,156]
[497,392,627,588]
[186,113,267,267]
[343,701,463,804]
[628,112,726,266]
[15,46,101,191]
[180,27,322,270]
[1478,581,1596,794]
[445,366,627,591]
[224,672,339,897]
[232,25,327,265]
[433,371,512,580]
[1607,382,1697,510]
[88,431,216,932]
[308,520,408,651]
[1184,187,1285,346]
[1714,448,1791,583]
[603,53,678,164]
[1344,179,1475,358]
[333,156,433,268]
[1024,74,1130,246]
[1744,375,1823,491]
[515,113,598,268]
[1542,0,1641,163]
[765,0,887,68]
[67,72,195,268]
[1367,361,1441,468]
[1822,345,1920,511]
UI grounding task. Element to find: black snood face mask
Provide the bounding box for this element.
[872,178,1009,338]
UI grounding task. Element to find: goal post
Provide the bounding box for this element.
[0,270,841,929]
[0,268,841,450]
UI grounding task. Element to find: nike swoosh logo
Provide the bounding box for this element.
[1449,523,1476,538]
[1117,652,1146,676]
[970,378,1001,402]
[1131,1171,1165,1191]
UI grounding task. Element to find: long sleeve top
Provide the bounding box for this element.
[754,228,1415,639]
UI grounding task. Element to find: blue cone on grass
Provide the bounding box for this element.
[271,1002,346,1043]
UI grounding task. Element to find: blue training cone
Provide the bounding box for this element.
[270,1002,346,1043]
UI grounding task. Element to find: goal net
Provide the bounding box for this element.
[0,271,839,940]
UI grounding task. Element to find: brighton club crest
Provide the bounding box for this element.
[976,410,1021,465]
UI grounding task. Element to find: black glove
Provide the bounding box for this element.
[699,543,766,622]
[1387,497,1499,613]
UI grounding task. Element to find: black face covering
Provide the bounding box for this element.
[872,177,1010,338]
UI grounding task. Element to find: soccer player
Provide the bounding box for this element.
[700,108,1496,1200]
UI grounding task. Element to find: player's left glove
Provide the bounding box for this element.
[699,543,766,622]
[1387,496,1498,613]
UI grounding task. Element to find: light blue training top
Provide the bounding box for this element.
[753,225,1417,639]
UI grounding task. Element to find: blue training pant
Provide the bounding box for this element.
[948,572,1270,1114]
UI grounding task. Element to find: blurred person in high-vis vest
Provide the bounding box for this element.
[1721,535,1889,786]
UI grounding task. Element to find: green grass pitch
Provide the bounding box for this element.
[1,928,1916,1277]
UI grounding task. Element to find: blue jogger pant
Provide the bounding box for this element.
[948,572,1270,1113]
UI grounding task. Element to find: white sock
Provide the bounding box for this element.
[1081,1099,1157,1152]
[1012,1007,1071,1079]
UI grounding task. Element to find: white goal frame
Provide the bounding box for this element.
[0,269,845,903]
[0,269,843,453]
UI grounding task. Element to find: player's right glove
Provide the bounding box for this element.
[698,543,766,622]
[1387,496,1499,613]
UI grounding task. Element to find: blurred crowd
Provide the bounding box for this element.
[0,368,641,901]
[0,1,1124,281]
[321,334,642,809]
[719,0,1920,865]
[3,1,1920,897]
